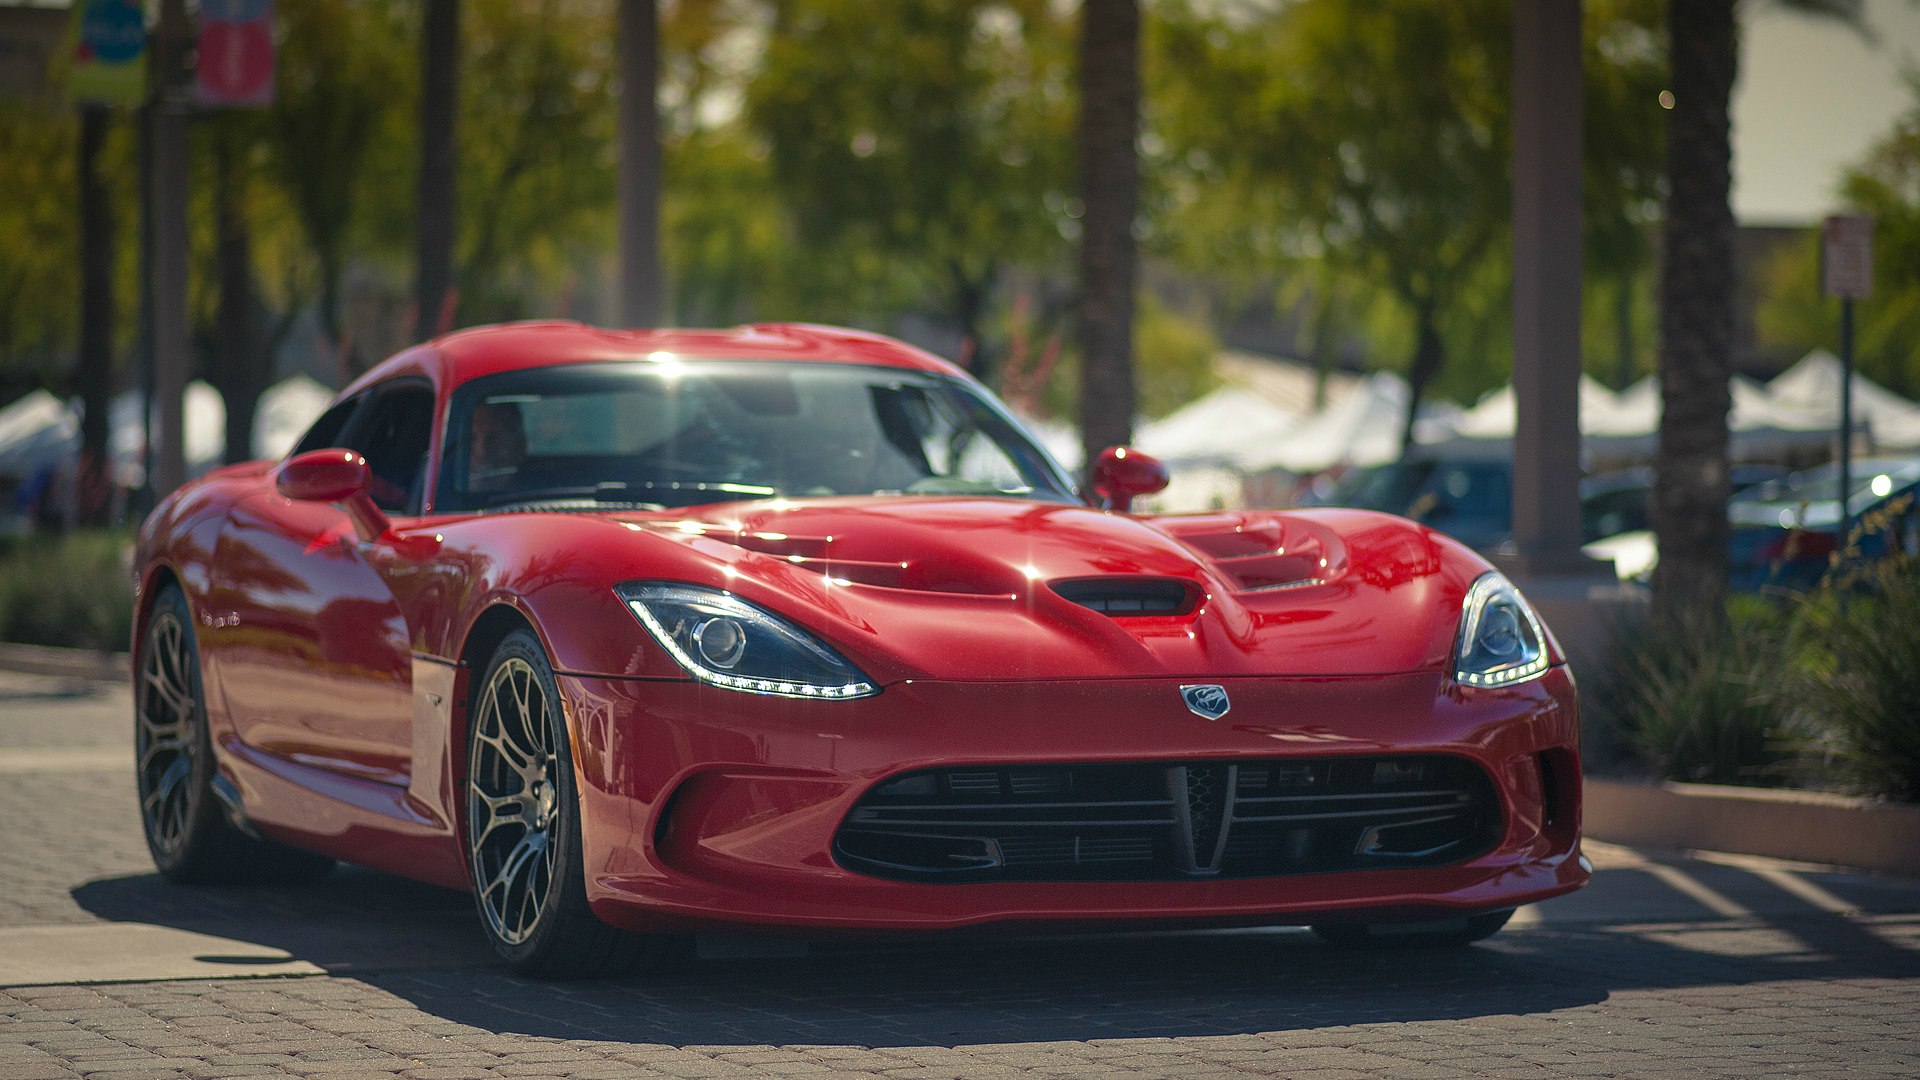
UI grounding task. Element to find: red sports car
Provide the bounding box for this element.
[132,322,1587,977]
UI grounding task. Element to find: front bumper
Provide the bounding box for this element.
[557,666,1587,933]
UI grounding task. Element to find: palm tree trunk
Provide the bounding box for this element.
[1075,0,1140,472]
[1652,0,1737,622]
[211,127,265,466]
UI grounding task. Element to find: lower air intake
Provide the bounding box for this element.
[834,755,1501,883]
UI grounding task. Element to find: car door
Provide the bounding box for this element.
[208,379,437,787]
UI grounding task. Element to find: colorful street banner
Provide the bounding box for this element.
[197,0,275,108]
[67,0,147,105]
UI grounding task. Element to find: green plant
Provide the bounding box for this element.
[0,529,135,652]
[1593,600,1806,786]
[1787,559,1920,802]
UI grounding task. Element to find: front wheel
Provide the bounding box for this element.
[465,628,666,978]
[1310,908,1514,949]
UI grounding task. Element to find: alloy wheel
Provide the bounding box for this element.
[468,657,560,946]
[136,609,198,855]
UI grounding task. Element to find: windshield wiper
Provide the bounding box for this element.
[481,485,669,512]
[480,480,778,512]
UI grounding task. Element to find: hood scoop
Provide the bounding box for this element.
[1051,577,1198,617]
[1165,517,1336,593]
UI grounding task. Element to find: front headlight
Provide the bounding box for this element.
[617,583,878,699]
[1452,572,1551,687]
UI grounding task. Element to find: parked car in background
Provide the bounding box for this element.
[1727,457,1920,591]
[1581,458,1920,588]
[1317,456,1514,553]
[1579,465,1788,545]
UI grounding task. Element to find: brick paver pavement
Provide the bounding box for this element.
[4,669,1919,1078]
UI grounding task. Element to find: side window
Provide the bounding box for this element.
[290,396,362,457]
[338,383,436,515]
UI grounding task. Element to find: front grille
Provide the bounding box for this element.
[834,755,1501,883]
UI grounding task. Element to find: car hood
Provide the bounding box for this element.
[602,497,1480,682]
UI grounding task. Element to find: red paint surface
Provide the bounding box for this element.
[132,321,1588,932]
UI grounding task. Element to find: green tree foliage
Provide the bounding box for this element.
[743,0,1075,377]
[0,106,81,397]
[1157,0,1512,441]
[3,0,1679,450]
[267,0,413,370]
[456,0,618,325]
[1756,73,1920,398]
[0,95,145,408]
[1153,0,1664,418]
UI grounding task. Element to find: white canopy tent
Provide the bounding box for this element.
[1448,375,1650,441]
[1135,386,1304,467]
[252,374,335,460]
[1765,349,1920,448]
[1233,372,1461,473]
[1430,364,1879,463]
[0,390,80,480]
[109,381,227,486]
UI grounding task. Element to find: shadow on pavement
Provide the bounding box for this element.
[71,867,494,974]
[69,852,1920,1047]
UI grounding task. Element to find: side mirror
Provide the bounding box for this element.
[1091,446,1169,514]
[276,449,390,542]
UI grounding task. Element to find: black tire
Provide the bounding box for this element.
[465,628,666,978]
[1310,908,1514,949]
[136,584,334,885]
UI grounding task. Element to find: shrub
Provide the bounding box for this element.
[0,530,136,652]
[1786,559,1920,802]
[1594,599,1807,787]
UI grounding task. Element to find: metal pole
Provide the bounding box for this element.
[148,0,190,497]
[616,0,662,328]
[1838,296,1854,562]
[1509,0,1587,575]
[136,99,154,517]
[413,0,459,343]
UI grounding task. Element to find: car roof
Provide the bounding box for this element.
[340,321,969,399]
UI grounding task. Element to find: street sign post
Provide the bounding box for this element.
[1823,214,1873,573]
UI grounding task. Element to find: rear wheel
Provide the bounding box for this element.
[1310,908,1514,949]
[136,584,334,884]
[465,628,664,978]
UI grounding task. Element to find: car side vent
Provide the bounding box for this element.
[1051,578,1197,617]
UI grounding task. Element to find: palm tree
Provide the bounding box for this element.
[1652,0,1863,622]
[1076,0,1141,472]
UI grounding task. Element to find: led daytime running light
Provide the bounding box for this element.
[624,597,877,700]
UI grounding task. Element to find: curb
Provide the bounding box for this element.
[0,642,128,682]
[1585,776,1920,877]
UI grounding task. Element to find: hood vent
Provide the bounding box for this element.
[1173,525,1330,593]
[1052,577,1197,617]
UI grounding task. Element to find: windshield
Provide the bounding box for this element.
[435,360,1077,512]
